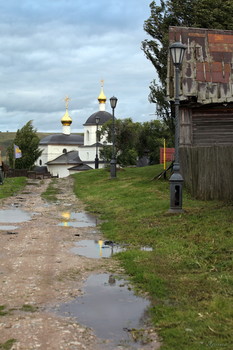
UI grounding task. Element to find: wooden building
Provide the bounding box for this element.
[167,27,233,200]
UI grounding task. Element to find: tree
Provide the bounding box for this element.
[100,118,141,166]
[136,120,171,164]
[100,118,170,166]
[8,120,42,169]
[142,0,233,131]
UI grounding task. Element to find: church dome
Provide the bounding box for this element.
[61,109,72,126]
[98,87,107,104]
[83,111,112,126]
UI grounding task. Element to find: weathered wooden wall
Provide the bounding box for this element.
[192,107,233,146]
[180,146,233,200]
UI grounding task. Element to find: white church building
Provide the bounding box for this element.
[36,87,113,178]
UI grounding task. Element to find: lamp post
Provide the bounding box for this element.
[169,41,186,213]
[95,116,100,169]
[109,96,118,178]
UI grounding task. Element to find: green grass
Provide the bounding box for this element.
[0,306,8,317]
[41,179,60,202]
[20,304,39,313]
[0,177,27,199]
[0,339,17,350]
[72,165,233,350]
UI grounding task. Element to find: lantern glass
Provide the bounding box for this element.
[170,42,186,65]
[110,96,118,109]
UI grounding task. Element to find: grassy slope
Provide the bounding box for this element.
[72,165,233,350]
[0,177,27,199]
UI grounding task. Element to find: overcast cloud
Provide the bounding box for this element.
[0,0,157,132]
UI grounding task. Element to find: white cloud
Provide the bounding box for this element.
[0,0,158,132]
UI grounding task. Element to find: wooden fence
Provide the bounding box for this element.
[6,169,52,179]
[180,145,233,200]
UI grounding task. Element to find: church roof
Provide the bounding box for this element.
[46,151,83,165]
[68,164,93,171]
[83,111,112,126]
[40,134,84,145]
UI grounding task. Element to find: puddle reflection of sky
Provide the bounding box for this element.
[0,209,31,223]
[54,273,150,349]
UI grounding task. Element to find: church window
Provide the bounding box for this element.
[39,159,42,165]
[63,148,67,154]
[87,130,90,142]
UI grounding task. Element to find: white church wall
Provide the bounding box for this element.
[35,146,48,166]
[78,146,96,165]
[84,125,110,146]
[47,164,70,178]
[46,145,80,162]
[36,144,81,167]
[84,125,97,146]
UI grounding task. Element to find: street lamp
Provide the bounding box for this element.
[169,41,186,213]
[109,96,118,178]
[95,116,100,169]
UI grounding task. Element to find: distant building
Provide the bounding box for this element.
[36,87,112,177]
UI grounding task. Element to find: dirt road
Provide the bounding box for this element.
[0,177,119,349]
[0,177,159,350]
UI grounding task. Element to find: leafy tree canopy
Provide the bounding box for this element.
[142,0,233,126]
[8,120,42,169]
[100,118,171,166]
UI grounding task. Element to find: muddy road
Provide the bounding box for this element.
[0,178,159,350]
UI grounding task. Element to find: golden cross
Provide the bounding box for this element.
[64,96,71,109]
[100,79,104,88]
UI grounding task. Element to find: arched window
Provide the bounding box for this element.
[63,148,67,154]
[87,130,90,142]
[39,159,42,165]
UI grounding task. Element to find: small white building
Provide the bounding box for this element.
[36,88,113,178]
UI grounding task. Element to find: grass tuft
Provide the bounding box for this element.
[0,177,27,199]
[41,179,60,202]
[0,339,17,350]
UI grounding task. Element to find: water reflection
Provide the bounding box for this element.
[59,211,96,228]
[71,240,124,259]
[0,209,31,223]
[54,273,150,349]
[0,225,18,231]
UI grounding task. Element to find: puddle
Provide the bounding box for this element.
[0,225,18,231]
[54,273,150,349]
[71,240,153,259]
[58,211,97,228]
[0,209,31,223]
[71,240,124,259]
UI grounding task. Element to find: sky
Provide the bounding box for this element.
[0,0,158,133]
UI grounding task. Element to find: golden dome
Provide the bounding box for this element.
[98,87,107,104]
[61,109,72,126]
[61,95,72,125]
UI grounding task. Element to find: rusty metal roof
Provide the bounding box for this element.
[167,27,233,104]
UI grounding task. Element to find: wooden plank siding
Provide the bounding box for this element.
[180,145,233,200]
[192,108,233,146]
